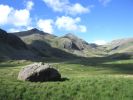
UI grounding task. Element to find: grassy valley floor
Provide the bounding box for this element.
[0,58,133,100]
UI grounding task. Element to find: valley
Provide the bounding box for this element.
[0,28,133,100]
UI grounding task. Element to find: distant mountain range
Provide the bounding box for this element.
[0,28,133,60]
[105,38,133,53]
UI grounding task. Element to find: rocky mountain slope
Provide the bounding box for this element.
[102,38,133,59]
[12,29,78,58]
[105,38,133,54]
[0,29,36,60]
[13,29,105,57]
[0,28,78,60]
[0,28,132,60]
[52,33,106,57]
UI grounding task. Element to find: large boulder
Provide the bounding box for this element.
[18,63,61,82]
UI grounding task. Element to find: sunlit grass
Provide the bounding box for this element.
[0,59,133,100]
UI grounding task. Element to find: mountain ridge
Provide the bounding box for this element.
[12,28,51,37]
[0,28,133,60]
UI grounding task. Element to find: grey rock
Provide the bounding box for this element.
[62,33,85,50]
[18,63,61,82]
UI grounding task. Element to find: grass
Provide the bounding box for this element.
[0,58,133,100]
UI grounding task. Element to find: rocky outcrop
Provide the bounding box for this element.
[18,63,61,82]
[61,33,86,50]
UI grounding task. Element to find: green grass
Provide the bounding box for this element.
[0,59,133,100]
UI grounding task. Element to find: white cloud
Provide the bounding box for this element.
[0,5,13,25]
[99,0,111,6]
[0,1,34,27]
[10,9,30,26]
[37,19,53,33]
[55,16,87,32]
[43,0,68,12]
[94,40,107,45]
[67,3,89,15]
[42,0,90,15]
[26,1,34,10]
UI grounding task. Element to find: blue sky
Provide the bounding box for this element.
[0,0,133,44]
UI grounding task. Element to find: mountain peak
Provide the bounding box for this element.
[30,28,40,32]
[64,33,78,39]
[65,33,76,36]
[13,28,48,37]
[28,28,51,35]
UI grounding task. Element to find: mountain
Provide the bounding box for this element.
[13,28,56,44]
[104,38,133,59]
[0,29,37,60]
[105,38,133,54]
[13,29,78,59]
[13,30,105,57]
[0,28,132,60]
[0,28,79,61]
[12,28,133,58]
[51,33,106,57]
[0,29,27,49]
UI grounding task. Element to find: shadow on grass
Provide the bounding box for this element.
[0,63,20,68]
[101,63,133,74]
[60,77,69,81]
[0,39,133,74]
[0,61,29,68]
[27,77,69,83]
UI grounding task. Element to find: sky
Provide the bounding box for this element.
[0,0,133,45]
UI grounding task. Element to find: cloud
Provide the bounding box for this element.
[0,5,13,25]
[99,0,111,6]
[43,0,68,12]
[37,19,54,33]
[37,16,87,33]
[67,3,90,15]
[55,16,87,32]
[26,1,34,10]
[0,1,34,27]
[10,9,31,26]
[42,0,90,15]
[0,1,87,34]
[94,40,107,45]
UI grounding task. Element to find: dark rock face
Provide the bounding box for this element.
[0,29,7,37]
[18,63,61,82]
[0,28,27,49]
